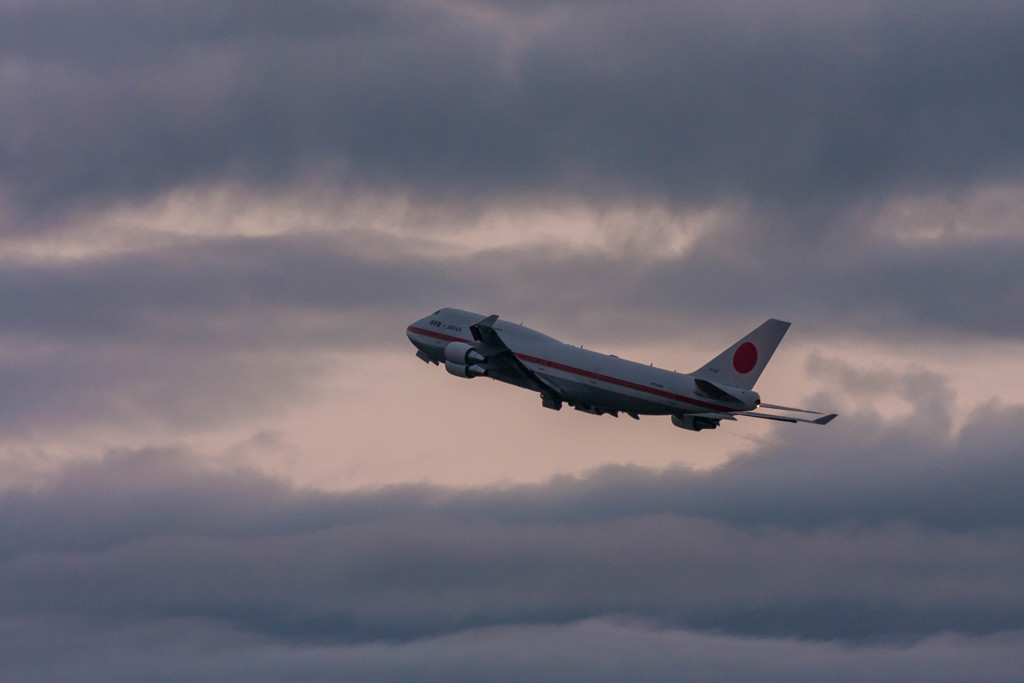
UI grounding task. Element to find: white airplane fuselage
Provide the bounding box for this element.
[406,307,761,422]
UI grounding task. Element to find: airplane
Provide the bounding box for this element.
[406,308,836,432]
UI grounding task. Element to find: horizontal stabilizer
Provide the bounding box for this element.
[694,378,745,404]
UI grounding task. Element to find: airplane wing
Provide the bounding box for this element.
[758,402,826,415]
[470,315,568,407]
[736,411,837,425]
[674,408,835,432]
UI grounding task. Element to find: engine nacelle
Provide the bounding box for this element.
[445,360,488,378]
[671,414,720,432]
[444,341,486,366]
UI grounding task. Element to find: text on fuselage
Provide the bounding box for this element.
[430,320,464,333]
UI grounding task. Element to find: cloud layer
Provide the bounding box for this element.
[2,385,1024,678]
[4,1,1024,223]
[2,1,1024,679]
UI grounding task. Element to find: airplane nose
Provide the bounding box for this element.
[407,321,430,349]
[406,321,438,364]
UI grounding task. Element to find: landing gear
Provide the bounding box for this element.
[574,404,618,417]
[541,394,563,411]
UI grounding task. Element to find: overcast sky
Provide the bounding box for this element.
[2,1,1024,680]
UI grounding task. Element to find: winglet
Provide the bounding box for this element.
[812,413,838,425]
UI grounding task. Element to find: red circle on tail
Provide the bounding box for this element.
[733,342,757,374]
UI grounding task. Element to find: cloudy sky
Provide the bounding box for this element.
[2,0,1024,679]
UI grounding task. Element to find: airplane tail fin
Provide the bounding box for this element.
[691,319,790,390]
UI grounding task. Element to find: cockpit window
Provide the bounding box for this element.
[433,310,441,315]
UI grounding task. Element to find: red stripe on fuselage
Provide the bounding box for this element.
[406,325,735,413]
[407,326,467,344]
[511,353,730,412]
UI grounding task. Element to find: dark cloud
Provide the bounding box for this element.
[3,1,1024,227]
[3,2,1022,678]
[2,618,1022,683]
[0,340,329,434]
[0,234,437,344]
[2,354,1023,676]
[2,226,1021,351]
[1,223,1021,435]
[3,388,1024,650]
[1,0,1021,439]
[0,233,442,433]
[634,231,1024,341]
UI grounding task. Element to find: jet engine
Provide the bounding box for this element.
[671,414,720,432]
[445,360,488,378]
[444,341,486,366]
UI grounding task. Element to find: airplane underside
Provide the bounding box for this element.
[524,373,673,417]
